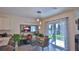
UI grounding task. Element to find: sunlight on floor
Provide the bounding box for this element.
[56,40,65,48]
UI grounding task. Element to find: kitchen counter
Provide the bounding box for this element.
[0,37,11,46]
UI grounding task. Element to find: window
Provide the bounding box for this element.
[31,25,37,32]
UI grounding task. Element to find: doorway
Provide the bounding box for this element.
[46,17,69,51]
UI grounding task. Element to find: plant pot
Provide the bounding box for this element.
[39,37,44,40]
[15,41,18,51]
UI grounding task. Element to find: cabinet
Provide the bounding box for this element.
[0,18,3,29]
[0,18,10,30]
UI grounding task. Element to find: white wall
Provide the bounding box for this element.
[0,13,37,34]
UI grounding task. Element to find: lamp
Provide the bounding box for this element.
[36,11,42,29]
[36,11,42,22]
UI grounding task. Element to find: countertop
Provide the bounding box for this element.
[0,36,12,46]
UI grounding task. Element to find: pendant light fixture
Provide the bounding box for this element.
[39,21,42,25]
[36,18,40,22]
[36,11,42,29]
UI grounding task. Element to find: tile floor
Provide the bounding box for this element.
[17,43,64,51]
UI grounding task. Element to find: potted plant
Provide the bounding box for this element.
[12,34,22,50]
[38,33,44,37]
[33,31,39,40]
[38,33,44,42]
[33,31,39,36]
[33,31,44,40]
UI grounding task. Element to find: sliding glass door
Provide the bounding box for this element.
[55,21,66,48]
[47,18,69,50]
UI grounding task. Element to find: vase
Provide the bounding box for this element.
[15,41,18,51]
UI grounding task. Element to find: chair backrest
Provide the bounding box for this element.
[26,34,32,40]
[43,36,49,47]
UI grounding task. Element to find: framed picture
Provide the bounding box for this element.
[20,24,38,33]
[20,25,30,32]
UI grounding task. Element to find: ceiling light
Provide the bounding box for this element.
[39,21,42,25]
[38,26,41,29]
[36,18,40,22]
[36,11,41,22]
[37,11,42,14]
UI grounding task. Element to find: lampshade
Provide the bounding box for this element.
[36,18,40,22]
[38,26,41,29]
[39,21,42,25]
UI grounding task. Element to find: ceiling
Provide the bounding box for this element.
[0,7,75,18]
